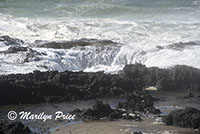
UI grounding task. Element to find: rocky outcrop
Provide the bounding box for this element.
[0,36,24,46]
[0,120,31,134]
[71,100,142,121]
[117,91,161,114]
[72,101,120,120]
[123,64,200,91]
[0,36,121,73]
[1,46,30,54]
[0,46,42,63]
[35,38,119,49]
[163,107,200,129]
[156,41,200,51]
[71,92,160,121]
[0,63,200,105]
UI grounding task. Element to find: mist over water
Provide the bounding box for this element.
[1,0,200,74]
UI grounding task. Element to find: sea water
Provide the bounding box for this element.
[0,0,200,74]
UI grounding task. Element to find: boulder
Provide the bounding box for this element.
[163,107,200,129]
[118,92,160,114]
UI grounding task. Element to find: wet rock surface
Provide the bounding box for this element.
[117,91,161,114]
[163,107,200,129]
[0,63,200,105]
[6,46,27,54]
[71,100,142,121]
[34,38,118,49]
[0,36,121,74]
[0,46,42,63]
[71,92,160,122]
[1,46,32,54]
[123,64,200,92]
[0,36,24,46]
[156,41,200,51]
[0,119,31,134]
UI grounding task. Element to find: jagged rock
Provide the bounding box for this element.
[0,120,31,134]
[3,46,29,53]
[79,101,114,120]
[0,36,24,46]
[0,46,42,63]
[163,107,200,129]
[156,41,200,51]
[108,110,123,120]
[118,91,160,114]
[92,101,113,117]
[71,100,144,121]
[123,63,200,91]
[0,63,200,105]
[35,38,118,49]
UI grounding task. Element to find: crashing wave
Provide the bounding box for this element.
[0,36,121,74]
[1,36,200,75]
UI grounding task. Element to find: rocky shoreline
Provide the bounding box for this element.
[1,63,200,105]
[1,63,200,133]
[1,36,200,133]
[71,91,160,122]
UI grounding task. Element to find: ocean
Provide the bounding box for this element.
[0,0,200,74]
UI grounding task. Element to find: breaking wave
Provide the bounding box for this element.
[1,0,200,74]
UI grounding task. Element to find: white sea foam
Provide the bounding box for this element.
[1,0,200,74]
[1,16,200,74]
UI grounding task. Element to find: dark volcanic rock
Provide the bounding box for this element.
[1,46,29,54]
[123,63,200,91]
[156,41,200,51]
[0,46,42,63]
[0,36,24,46]
[163,107,200,129]
[0,70,121,104]
[72,101,116,120]
[35,38,118,49]
[92,101,113,117]
[71,92,159,122]
[0,63,200,105]
[81,101,114,120]
[71,100,142,121]
[0,120,31,134]
[117,91,160,114]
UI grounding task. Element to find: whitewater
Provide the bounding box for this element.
[0,0,200,74]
